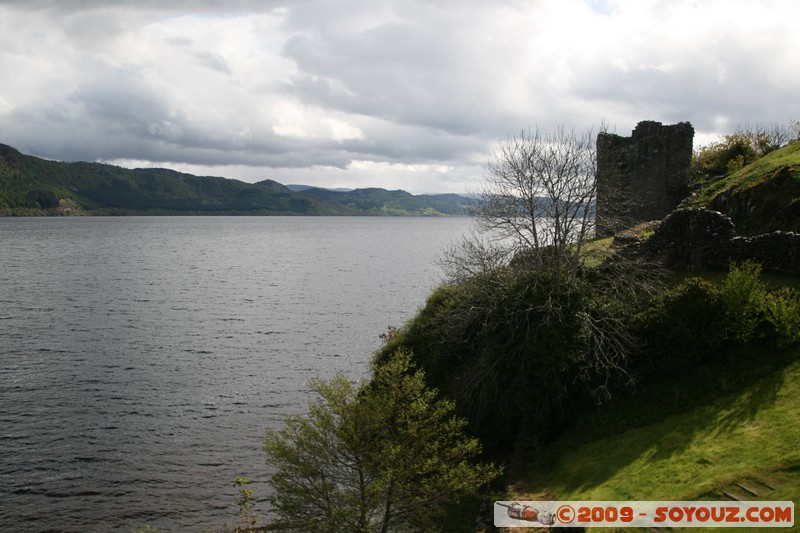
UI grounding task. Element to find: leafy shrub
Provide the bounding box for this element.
[635,262,800,380]
[263,349,499,533]
[692,134,759,183]
[764,287,800,349]
[635,277,727,373]
[691,122,799,183]
[720,260,767,341]
[380,255,800,455]
[720,261,800,348]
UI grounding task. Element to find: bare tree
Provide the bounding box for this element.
[474,124,598,272]
[733,121,799,153]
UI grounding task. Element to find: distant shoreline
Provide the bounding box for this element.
[0,143,473,217]
[0,209,471,217]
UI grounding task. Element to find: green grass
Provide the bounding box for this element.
[580,236,615,267]
[692,141,800,207]
[689,142,800,235]
[503,356,800,530]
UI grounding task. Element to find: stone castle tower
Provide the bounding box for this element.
[596,120,694,235]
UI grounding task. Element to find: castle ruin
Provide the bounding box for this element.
[596,120,694,235]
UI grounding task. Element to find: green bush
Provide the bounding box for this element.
[263,349,499,532]
[376,264,639,453]
[720,261,800,348]
[720,260,767,341]
[379,258,800,454]
[635,277,727,373]
[635,262,800,380]
[764,287,800,349]
[691,123,797,183]
[692,134,759,182]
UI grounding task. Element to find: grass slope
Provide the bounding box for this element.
[691,141,800,235]
[504,355,800,531]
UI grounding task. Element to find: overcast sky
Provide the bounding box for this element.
[1,0,798,194]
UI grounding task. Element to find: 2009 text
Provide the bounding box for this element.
[494,500,795,528]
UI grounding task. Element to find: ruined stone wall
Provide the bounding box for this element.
[596,120,694,235]
[641,208,800,276]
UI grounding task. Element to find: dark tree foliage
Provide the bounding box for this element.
[377,261,653,453]
[26,188,58,208]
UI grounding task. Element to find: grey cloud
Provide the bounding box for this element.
[166,36,194,47]
[279,1,523,137]
[2,0,799,193]
[0,0,551,183]
[71,75,166,134]
[0,0,286,13]
[571,47,800,135]
[192,51,233,75]
[344,123,485,164]
[7,61,477,172]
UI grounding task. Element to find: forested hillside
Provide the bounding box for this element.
[0,144,470,216]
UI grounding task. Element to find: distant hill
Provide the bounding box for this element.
[298,186,472,216]
[0,144,470,216]
[286,184,355,193]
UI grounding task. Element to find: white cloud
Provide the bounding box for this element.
[272,100,312,139]
[322,117,365,143]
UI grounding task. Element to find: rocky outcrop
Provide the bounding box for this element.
[708,166,800,236]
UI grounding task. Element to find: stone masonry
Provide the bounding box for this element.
[641,208,800,275]
[596,120,694,235]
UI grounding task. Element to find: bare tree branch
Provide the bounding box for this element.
[473,125,599,276]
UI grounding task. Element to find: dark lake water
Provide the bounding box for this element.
[0,216,472,532]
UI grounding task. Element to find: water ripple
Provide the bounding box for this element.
[0,216,470,532]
